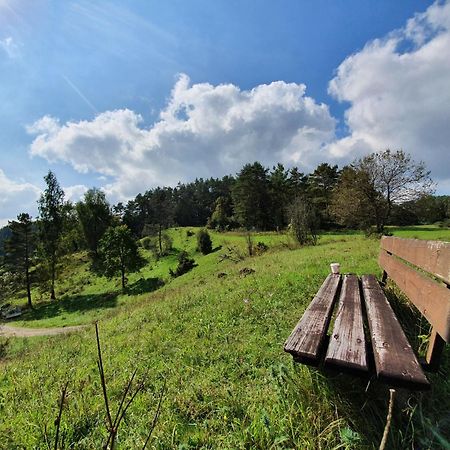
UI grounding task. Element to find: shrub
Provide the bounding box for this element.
[186,230,195,237]
[160,232,173,256]
[169,251,197,277]
[140,236,155,250]
[196,229,212,255]
[255,241,268,254]
[288,196,320,246]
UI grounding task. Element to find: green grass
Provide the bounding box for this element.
[0,227,449,448]
[388,224,450,241]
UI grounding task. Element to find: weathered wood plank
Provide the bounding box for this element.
[379,251,450,342]
[381,236,450,284]
[284,274,340,365]
[361,275,430,390]
[324,275,368,373]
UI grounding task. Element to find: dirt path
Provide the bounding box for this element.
[0,324,86,337]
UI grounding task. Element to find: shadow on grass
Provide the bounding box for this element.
[10,292,118,323]
[126,277,164,296]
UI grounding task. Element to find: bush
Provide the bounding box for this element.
[160,232,173,256]
[186,230,195,237]
[169,251,197,277]
[140,236,155,250]
[141,233,173,257]
[288,196,320,246]
[255,241,268,254]
[196,229,212,255]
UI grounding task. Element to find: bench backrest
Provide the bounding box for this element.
[379,236,450,369]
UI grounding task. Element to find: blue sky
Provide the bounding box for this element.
[1,0,449,224]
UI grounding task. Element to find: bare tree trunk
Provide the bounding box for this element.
[25,266,32,308]
[25,231,32,309]
[121,266,126,290]
[50,254,56,300]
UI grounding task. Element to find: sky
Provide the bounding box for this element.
[1,0,450,225]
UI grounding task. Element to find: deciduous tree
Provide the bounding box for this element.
[331,150,434,232]
[98,225,143,290]
[76,188,113,256]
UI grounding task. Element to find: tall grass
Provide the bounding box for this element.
[0,227,448,448]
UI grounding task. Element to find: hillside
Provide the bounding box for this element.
[0,227,449,448]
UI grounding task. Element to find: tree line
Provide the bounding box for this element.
[1,149,448,307]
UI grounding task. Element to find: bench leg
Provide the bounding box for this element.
[381,270,388,286]
[425,329,445,372]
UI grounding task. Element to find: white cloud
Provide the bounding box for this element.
[328,1,450,186]
[0,169,40,225]
[0,36,20,58]
[25,1,450,204]
[28,75,336,201]
[64,184,88,202]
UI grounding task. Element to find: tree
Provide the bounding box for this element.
[4,213,36,308]
[307,163,339,228]
[149,188,175,254]
[358,149,434,225]
[38,171,65,300]
[76,188,113,257]
[208,196,232,230]
[330,166,380,230]
[331,150,434,232]
[98,225,143,290]
[268,163,290,230]
[288,196,320,245]
[232,162,271,230]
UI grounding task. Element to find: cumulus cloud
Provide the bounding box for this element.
[64,184,88,202]
[25,1,450,203]
[328,1,450,185]
[0,169,41,226]
[28,75,336,201]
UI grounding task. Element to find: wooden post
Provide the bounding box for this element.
[425,329,446,372]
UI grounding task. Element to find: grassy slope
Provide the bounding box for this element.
[0,227,449,448]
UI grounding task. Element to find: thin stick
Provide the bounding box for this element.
[104,368,138,450]
[95,322,113,429]
[379,389,396,450]
[54,381,69,450]
[142,379,166,449]
[112,368,138,430]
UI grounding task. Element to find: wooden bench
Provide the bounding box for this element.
[284,236,450,391]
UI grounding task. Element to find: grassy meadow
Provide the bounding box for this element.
[0,226,449,448]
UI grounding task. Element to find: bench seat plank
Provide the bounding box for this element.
[284,274,340,365]
[361,275,430,390]
[324,275,368,373]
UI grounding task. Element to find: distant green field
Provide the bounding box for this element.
[5,226,450,329]
[0,227,448,448]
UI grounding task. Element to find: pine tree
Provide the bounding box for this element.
[37,171,65,300]
[232,162,271,230]
[4,213,36,308]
